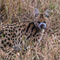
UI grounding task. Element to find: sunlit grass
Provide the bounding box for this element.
[0,0,60,60]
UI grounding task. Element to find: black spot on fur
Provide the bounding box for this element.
[19,28,20,31]
[21,28,25,33]
[12,35,14,38]
[20,25,25,27]
[14,27,16,29]
[6,36,8,38]
[7,42,9,45]
[6,42,12,47]
[4,44,6,47]
[9,43,12,47]
[0,30,3,34]
[4,39,7,42]
[13,33,16,37]
[1,40,4,44]
[8,38,10,40]
[16,26,19,28]
[20,41,22,44]
[5,29,8,31]
[18,33,20,36]
[9,30,13,32]
[10,27,12,29]
[20,26,22,27]
[8,34,10,36]
[15,30,17,33]
[33,38,36,42]
[12,33,16,38]
[20,34,22,37]
[5,33,7,35]
[13,28,15,31]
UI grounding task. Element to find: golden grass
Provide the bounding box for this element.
[0,0,60,60]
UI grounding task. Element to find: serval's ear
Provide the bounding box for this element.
[43,9,50,18]
[35,8,39,17]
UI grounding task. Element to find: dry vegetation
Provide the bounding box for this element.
[0,0,60,60]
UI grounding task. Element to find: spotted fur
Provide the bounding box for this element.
[0,14,46,53]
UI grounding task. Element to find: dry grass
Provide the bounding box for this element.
[0,0,60,60]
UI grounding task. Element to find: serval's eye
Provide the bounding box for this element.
[38,21,40,23]
[43,21,46,23]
